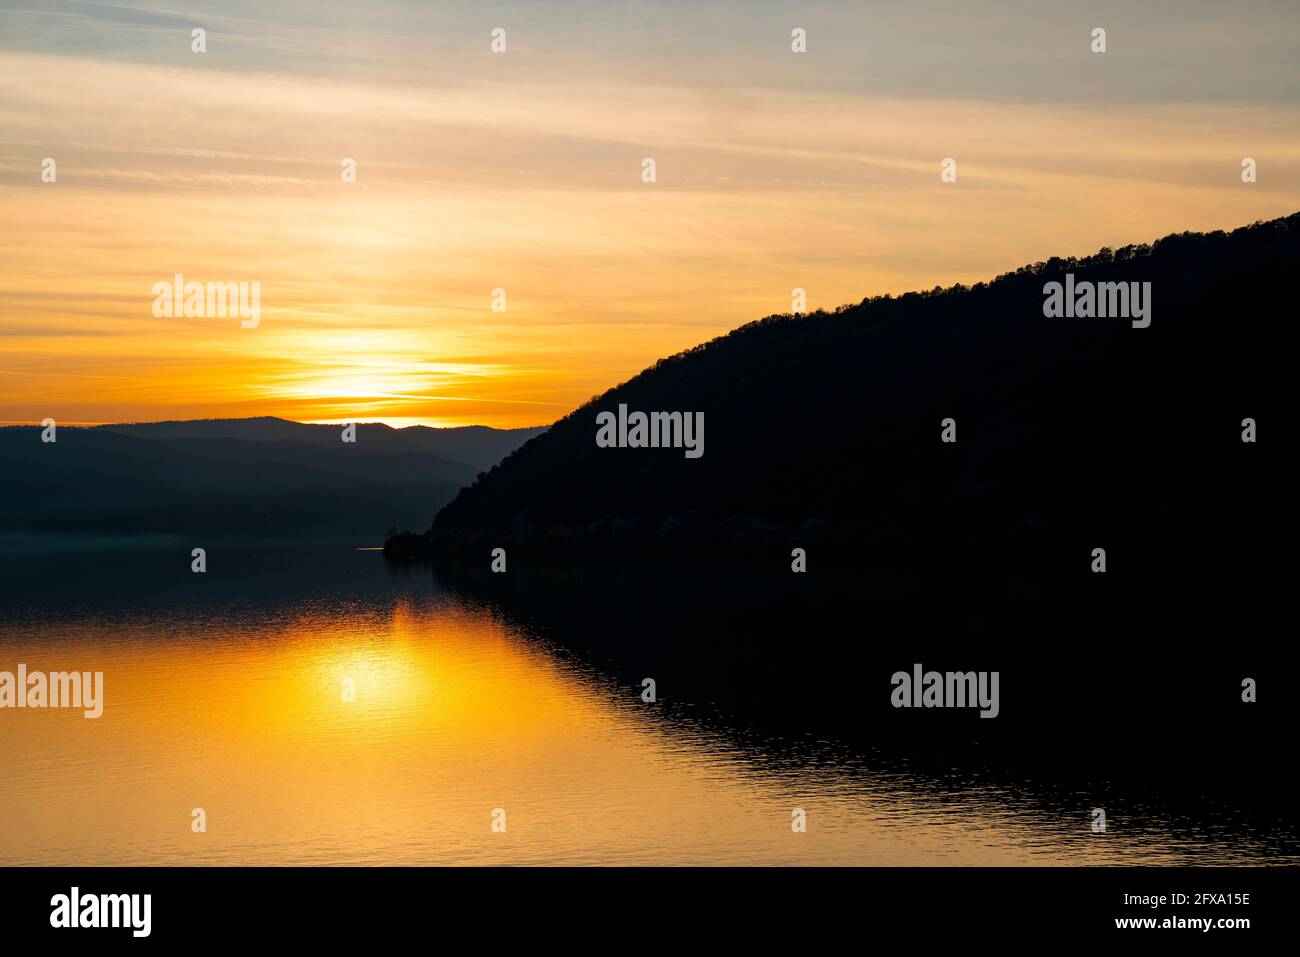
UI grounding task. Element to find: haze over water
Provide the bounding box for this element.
[0,544,1290,866]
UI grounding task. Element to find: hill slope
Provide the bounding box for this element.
[417,214,1292,586]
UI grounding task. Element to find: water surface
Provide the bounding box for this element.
[0,544,1291,865]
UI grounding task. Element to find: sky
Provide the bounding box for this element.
[1,0,1299,428]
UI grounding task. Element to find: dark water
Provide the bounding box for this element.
[0,541,1293,865]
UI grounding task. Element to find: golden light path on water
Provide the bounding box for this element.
[0,593,1278,865]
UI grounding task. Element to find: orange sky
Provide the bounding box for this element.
[2,3,1300,427]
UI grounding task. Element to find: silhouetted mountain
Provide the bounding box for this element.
[0,427,479,539]
[410,213,1291,595]
[389,215,1292,816]
[96,416,547,472]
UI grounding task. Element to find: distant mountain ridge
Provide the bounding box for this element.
[0,417,546,540]
[95,416,547,472]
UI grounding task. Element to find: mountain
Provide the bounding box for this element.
[0,418,542,540]
[394,216,1292,813]
[408,213,1291,593]
[95,417,547,472]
